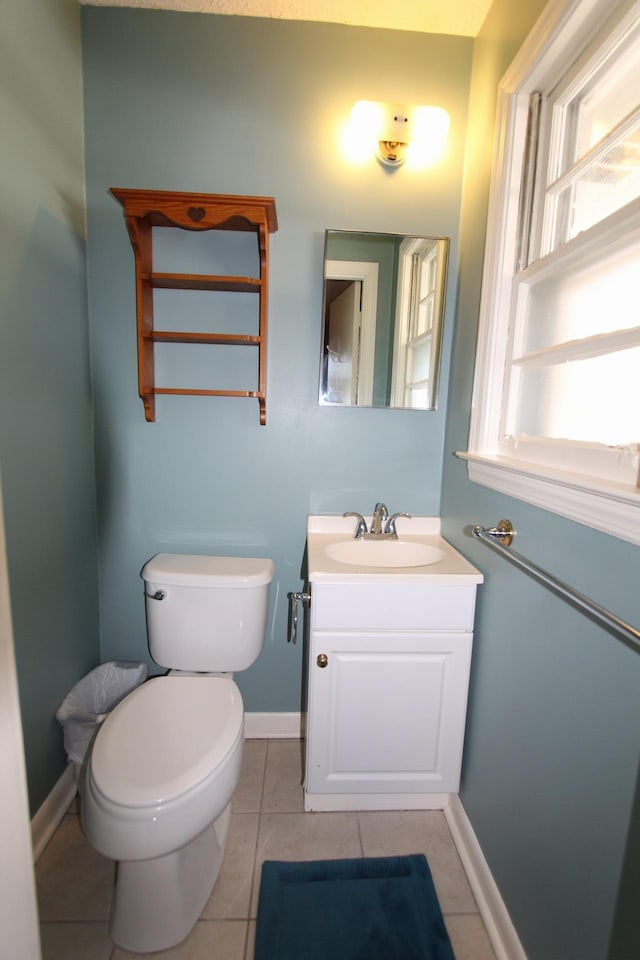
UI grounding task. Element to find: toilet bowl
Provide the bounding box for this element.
[81,553,274,953]
[83,675,243,860]
[83,675,244,952]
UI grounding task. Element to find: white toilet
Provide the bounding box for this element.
[81,553,275,953]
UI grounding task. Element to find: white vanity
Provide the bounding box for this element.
[304,515,483,812]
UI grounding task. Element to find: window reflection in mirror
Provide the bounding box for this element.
[319,230,449,409]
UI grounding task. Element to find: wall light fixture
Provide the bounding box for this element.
[345,101,450,170]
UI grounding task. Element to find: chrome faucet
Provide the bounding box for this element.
[370,502,389,536]
[343,512,368,539]
[385,512,411,537]
[368,504,412,539]
[344,504,412,540]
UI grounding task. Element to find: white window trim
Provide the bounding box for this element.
[459,0,640,547]
[390,239,417,406]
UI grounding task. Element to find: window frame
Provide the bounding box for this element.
[391,237,446,409]
[460,0,640,547]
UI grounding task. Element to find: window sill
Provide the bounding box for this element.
[456,451,640,546]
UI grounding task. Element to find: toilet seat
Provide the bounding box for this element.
[91,675,243,807]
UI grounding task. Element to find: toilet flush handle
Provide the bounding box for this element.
[146,590,166,601]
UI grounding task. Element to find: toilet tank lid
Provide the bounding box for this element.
[141,553,275,588]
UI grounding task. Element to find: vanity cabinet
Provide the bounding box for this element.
[304,581,479,811]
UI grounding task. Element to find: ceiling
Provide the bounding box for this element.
[81,0,494,38]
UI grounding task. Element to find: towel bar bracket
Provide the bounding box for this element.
[473,518,514,547]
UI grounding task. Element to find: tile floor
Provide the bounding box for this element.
[36,740,497,960]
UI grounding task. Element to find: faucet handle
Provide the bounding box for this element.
[343,512,368,539]
[384,512,411,537]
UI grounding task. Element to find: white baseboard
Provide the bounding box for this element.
[445,795,527,960]
[244,712,302,739]
[31,763,77,862]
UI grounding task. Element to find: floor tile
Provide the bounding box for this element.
[445,913,498,960]
[39,922,114,960]
[36,813,114,922]
[201,813,258,919]
[112,920,247,960]
[357,810,477,914]
[261,740,305,812]
[251,811,362,915]
[233,740,266,813]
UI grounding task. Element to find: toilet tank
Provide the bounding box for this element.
[141,554,275,672]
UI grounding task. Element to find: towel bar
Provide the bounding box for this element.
[473,521,640,653]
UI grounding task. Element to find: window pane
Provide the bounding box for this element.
[514,346,640,446]
[544,26,640,251]
[523,236,640,353]
[420,254,437,292]
[412,252,437,336]
[572,32,640,163]
[416,294,435,336]
[408,339,431,383]
[408,387,429,408]
[552,120,640,245]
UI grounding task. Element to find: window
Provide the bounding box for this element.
[391,237,447,409]
[462,0,640,545]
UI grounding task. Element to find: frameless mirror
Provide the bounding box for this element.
[319,230,449,409]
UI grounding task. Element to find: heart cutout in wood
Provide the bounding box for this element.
[187,206,206,222]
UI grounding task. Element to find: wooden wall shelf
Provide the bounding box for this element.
[111,188,278,424]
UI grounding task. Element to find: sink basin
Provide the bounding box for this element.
[325,539,445,568]
[307,516,484,583]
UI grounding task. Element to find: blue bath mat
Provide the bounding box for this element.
[254,854,455,960]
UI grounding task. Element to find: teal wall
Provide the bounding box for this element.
[0,0,100,813]
[441,1,640,959]
[81,8,473,712]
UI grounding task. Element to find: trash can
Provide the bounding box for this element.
[56,661,148,777]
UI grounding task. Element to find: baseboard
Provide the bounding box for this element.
[244,712,302,739]
[31,763,77,862]
[445,795,528,960]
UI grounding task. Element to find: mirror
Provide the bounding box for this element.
[319,230,449,409]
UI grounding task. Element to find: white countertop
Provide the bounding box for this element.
[307,515,484,585]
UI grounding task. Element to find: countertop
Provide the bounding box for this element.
[307,515,484,585]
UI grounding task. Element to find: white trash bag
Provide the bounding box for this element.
[56,660,148,766]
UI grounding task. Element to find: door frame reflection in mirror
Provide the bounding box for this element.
[319,230,450,410]
[323,259,379,405]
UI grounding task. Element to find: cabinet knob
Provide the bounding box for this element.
[316,653,329,668]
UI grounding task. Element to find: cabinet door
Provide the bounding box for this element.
[306,631,472,796]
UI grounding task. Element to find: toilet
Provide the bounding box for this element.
[81,553,275,953]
